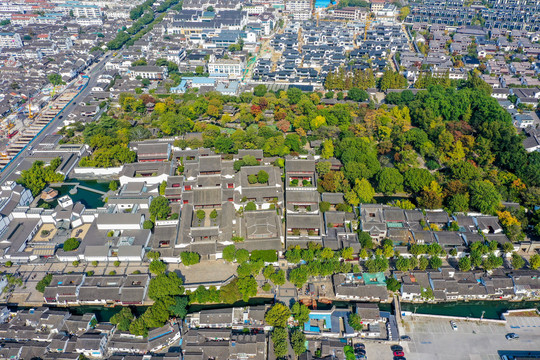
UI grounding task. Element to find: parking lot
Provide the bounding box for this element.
[401,315,540,360]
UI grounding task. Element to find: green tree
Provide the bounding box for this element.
[245,202,257,211]
[235,249,250,263]
[470,180,501,215]
[458,256,471,272]
[530,254,540,270]
[148,272,184,300]
[271,327,289,358]
[265,303,291,327]
[257,170,269,184]
[404,168,434,193]
[149,196,171,220]
[347,87,369,102]
[223,245,236,262]
[418,256,429,270]
[47,73,65,86]
[110,307,134,331]
[169,296,189,318]
[143,220,154,230]
[376,168,404,195]
[109,180,119,191]
[36,274,53,293]
[159,181,167,195]
[353,178,375,203]
[237,276,258,301]
[511,253,525,269]
[63,237,80,251]
[386,277,401,291]
[254,84,267,97]
[290,329,307,355]
[291,302,310,324]
[348,313,363,331]
[180,252,200,266]
[149,260,167,275]
[287,87,303,104]
[358,231,374,249]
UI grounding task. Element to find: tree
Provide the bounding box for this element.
[237,276,258,301]
[386,277,401,292]
[109,180,119,191]
[287,87,303,104]
[245,202,257,211]
[376,168,404,195]
[348,313,363,331]
[148,272,184,300]
[63,237,80,251]
[395,256,411,272]
[320,247,335,259]
[36,274,53,293]
[483,253,503,271]
[458,256,471,272]
[270,269,286,286]
[321,139,334,159]
[272,327,289,358]
[235,248,250,263]
[110,307,134,331]
[17,159,64,196]
[530,254,540,270]
[254,84,267,97]
[470,180,501,215]
[289,266,309,288]
[149,196,171,220]
[265,303,291,328]
[404,168,434,193]
[511,253,525,269]
[290,329,307,355]
[143,220,154,230]
[399,6,410,20]
[47,73,65,86]
[169,296,189,318]
[418,256,429,270]
[257,170,269,184]
[149,260,167,275]
[320,201,331,212]
[348,87,369,102]
[180,252,200,266]
[353,178,375,203]
[316,164,332,180]
[358,231,374,250]
[291,302,310,324]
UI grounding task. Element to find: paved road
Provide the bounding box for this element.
[0,51,113,184]
[403,316,540,360]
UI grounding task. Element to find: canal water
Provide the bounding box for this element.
[400,300,540,320]
[10,300,540,322]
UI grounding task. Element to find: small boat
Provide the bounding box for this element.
[40,187,58,201]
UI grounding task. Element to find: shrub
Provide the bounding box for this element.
[114,261,121,267]
[245,202,257,211]
[63,237,80,252]
[251,250,278,263]
[36,273,53,293]
[72,261,80,267]
[92,261,99,267]
[143,220,154,229]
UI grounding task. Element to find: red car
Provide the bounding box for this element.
[393,351,405,357]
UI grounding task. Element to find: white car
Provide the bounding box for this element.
[450,321,458,331]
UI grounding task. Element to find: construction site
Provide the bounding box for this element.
[0,79,85,169]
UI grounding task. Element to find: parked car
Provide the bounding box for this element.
[394,357,406,360]
[400,335,411,341]
[391,345,403,352]
[393,351,405,357]
[354,343,365,350]
[450,321,458,331]
[505,333,519,340]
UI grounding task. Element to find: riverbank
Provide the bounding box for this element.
[400,300,540,320]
